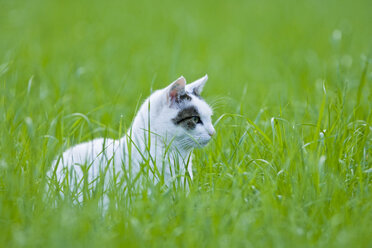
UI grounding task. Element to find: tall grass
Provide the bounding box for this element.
[1,0,371,247]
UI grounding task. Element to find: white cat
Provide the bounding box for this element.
[48,75,215,200]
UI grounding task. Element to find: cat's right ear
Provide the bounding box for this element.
[166,76,186,106]
[186,74,208,96]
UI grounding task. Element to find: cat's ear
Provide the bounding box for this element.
[186,74,208,96]
[166,76,186,105]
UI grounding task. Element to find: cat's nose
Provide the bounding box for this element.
[208,127,216,137]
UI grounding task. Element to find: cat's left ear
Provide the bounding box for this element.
[166,76,186,105]
[186,74,208,96]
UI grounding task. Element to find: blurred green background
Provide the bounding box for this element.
[2,0,371,122]
[1,0,371,247]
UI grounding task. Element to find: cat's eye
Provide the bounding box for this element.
[191,116,202,124]
[178,116,203,125]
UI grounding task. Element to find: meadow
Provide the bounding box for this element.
[1,0,372,247]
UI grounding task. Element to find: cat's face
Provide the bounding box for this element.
[157,75,215,149]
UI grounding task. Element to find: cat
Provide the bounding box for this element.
[48,75,215,201]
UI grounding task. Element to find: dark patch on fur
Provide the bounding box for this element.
[170,92,192,106]
[172,106,200,130]
[177,93,192,103]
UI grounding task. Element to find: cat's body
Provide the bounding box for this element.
[48,75,215,199]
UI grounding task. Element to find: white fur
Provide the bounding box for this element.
[48,75,215,200]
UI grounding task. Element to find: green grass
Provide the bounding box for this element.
[1,0,372,247]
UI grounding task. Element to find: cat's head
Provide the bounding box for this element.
[152,75,215,149]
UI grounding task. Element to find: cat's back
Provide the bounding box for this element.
[64,138,111,162]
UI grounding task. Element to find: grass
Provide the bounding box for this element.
[1,0,372,247]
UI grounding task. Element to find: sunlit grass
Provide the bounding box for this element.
[1,0,372,247]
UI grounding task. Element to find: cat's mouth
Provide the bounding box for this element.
[195,138,211,147]
[179,135,212,149]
